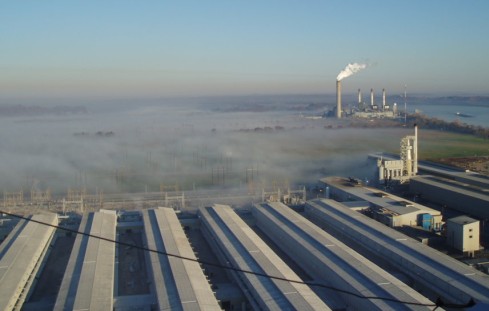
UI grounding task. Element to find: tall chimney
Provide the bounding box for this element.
[336,80,342,118]
[358,88,362,104]
[413,124,418,175]
[382,88,386,110]
[370,88,374,106]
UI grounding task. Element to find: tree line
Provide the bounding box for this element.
[407,113,489,139]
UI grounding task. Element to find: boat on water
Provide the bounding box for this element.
[455,112,474,118]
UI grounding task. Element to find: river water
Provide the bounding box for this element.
[406,103,489,127]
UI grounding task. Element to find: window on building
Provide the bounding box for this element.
[469,235,473,238]
[469,228,473,232]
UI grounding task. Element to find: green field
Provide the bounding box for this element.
[419,130,489,159]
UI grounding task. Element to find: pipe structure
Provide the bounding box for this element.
[336,80,342,118]
[406,139,412,177]
[358,88,362,104]
[370,88,374,106]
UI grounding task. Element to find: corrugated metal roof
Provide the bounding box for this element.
[254,202,433,311]
[142,208,221,311]
[54,211,116,311]
[200,204,329,311]
[306,198,489,305]
[412,176,489,200]
[0,213,58,311]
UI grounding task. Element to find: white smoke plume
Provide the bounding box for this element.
[336,63,367,81]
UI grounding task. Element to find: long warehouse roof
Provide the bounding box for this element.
[411,175,489,202]
[199,204,329,311]
[0,213,58,311]
[449,172,489,189]
[253,202,433,311]
[142,207,221,311]
[305,198,489,305]
[54,210,117,311]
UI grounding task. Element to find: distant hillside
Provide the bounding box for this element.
[430,96,489,106]
[388,95,489,106]
[0,104,87,116]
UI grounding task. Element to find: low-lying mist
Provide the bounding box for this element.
[0,95,413,196]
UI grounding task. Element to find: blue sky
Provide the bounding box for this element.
[1,1,488,98]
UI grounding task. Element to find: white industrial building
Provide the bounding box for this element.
[447,215,480,257]
[252,202,433,311]
[141,207,221,310]
[321,176,442,228]
[305,198,489,306]
[377,125,419,184]
[0,213,58,311]
[199,204,330,311]
[54,210,117,311]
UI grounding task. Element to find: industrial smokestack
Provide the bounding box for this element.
[413,124,418,175]
[370,88,374,106]
[335,62,367,119]
[382,88,386,110]
[358,89,362,104]
[336,80,342,118]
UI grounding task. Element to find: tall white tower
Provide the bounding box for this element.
[382,88,386,110]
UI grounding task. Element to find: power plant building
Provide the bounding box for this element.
[337,86,397,119]
[141,207,221,310]
[199,204,330,311]
[304,198,489,305]
[0,213,58,311]
[252,202,434,311]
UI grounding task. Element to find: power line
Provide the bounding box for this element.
[0,210,476,310]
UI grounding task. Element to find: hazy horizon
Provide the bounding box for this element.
[1,91,489,107]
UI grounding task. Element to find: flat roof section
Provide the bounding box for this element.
[200,204,330,311]
[305,198,489,306]
[321,177,440,216]
[448,215,479,225]
[142,207,221,311]
[0,213,58,311]
[54,210,116,311]
[253,202,433,311]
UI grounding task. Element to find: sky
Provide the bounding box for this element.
[1,0,488,99]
